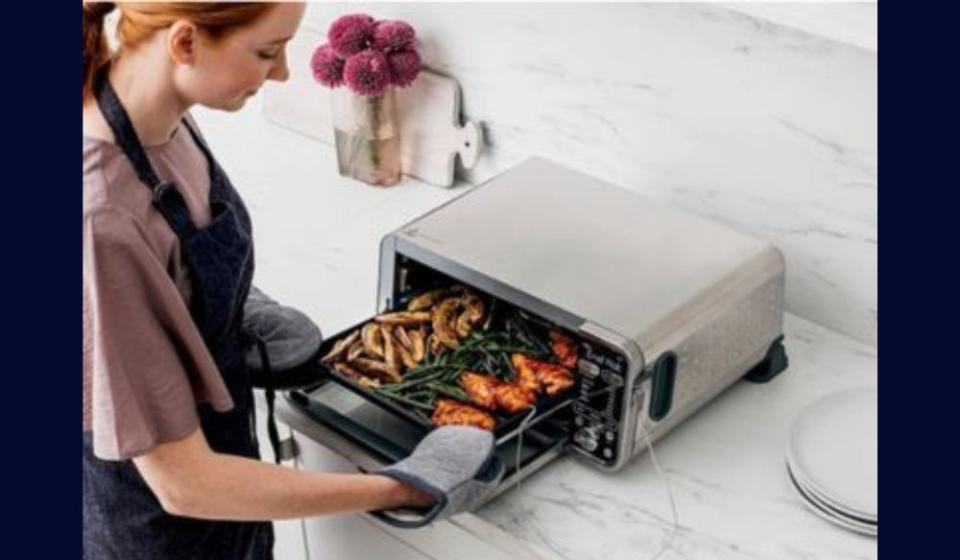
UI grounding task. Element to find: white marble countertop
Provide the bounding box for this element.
[196,103,877,560]
[473,312,877,560]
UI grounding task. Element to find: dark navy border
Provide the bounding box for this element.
[4,4,78,557]
[876,1,955,556]
[0,2,942,557]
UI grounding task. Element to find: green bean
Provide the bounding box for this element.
[427,383,468,402]
[400,363,451,379]
[405,388,435,399]
[379,369,452,392]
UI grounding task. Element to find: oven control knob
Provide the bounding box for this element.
[574,424,602,452]
[578,359,601,379]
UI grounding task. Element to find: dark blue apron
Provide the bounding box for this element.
[83,63,273,560]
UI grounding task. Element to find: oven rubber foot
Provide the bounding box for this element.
[744,335,788,383]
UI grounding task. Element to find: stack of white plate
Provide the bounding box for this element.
[786,386,877,536]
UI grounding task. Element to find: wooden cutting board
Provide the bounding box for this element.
[395,69,481,187]
[263,25,481,188]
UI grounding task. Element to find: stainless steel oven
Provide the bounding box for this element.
[279,156,787,493]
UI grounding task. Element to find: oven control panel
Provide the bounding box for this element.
[571,341,627,465]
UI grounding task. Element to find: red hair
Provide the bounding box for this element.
[82,2,277,103]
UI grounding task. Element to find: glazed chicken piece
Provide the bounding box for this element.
[511,353,542,394]
[463,371,535,414]
[494,382,536,414]
[431,398,496,431]
[511,353,576,396]
[549,330,578,368]
[532,360,576,395]
[461,371,499,410]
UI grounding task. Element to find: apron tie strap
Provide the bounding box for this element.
[255,338,287,465]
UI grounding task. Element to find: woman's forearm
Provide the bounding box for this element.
[180,454,417,521]
[134,429,429,521]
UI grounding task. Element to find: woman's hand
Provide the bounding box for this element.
[393,479,437,508]
[374,426,505,527]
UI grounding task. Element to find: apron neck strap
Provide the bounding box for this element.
[92,62,165,194]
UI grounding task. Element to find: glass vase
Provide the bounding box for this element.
[330,86,402,187]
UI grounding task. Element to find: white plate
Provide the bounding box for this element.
[787,386,877,519]
[787,449,877,522]
[788,463,877,537]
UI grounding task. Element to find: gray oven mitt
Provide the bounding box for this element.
[371,426,505,528]
[243,286,322,372]
[243,286,324,464]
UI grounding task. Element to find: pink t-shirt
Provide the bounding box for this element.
[83,116,234,461]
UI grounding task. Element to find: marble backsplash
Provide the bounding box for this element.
[262,2,877,346]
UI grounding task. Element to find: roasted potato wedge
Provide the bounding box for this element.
[346,340,365,362]
[406,289,448,312]
[334,362,382,388]
[351,357,402,383]
[380,325,401,372]
[373,311,432,326]
[455,311,473,339]
[356,376,382,389]
[462,295,485,324]
[397,343,417,369]
[393,326,414,351]
[408,329,426,362]
[432,298,462,350]
[332,361,364,379]
[320,329,360,364]
[361,323,384,358]
[426,333,443,356]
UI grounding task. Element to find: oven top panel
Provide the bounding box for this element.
[392,158,776,343]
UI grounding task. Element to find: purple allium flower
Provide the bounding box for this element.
[343,50,391,96]
[310,44,345,88]
[328,13,376,58]
[387,49,421,87]
[372,20,416,53]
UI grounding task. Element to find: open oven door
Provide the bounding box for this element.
[279,378,569,504]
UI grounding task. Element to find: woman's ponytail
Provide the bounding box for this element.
[83,2,116,103]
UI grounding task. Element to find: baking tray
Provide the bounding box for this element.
[314,315,578,440]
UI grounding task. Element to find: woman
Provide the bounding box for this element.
[82,3,501,559]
